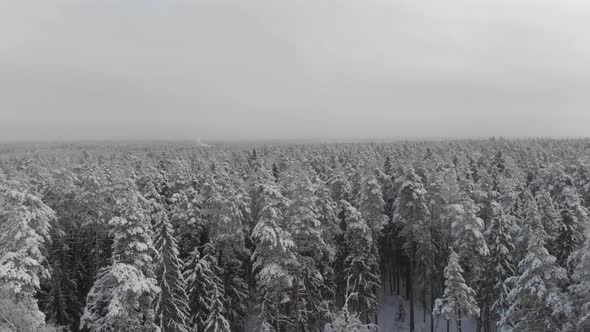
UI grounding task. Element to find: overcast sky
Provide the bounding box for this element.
[1,0,590,141]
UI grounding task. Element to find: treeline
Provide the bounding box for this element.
[0,139,590,331]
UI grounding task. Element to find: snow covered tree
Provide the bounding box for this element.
[7,133,590,331]
[377,160,395,221]
[536,189,560,242]
[153,208,191,332]
[393,168,431,255]
[218,253,249,330]
[323,275,378,332]
[341,201,381,323]
[487,202,515,318]
[328,169,353,203]
[184,243,225,331]
[74,160,114,278]
[0,187,55,330]
[108,183,157,273]
[569,229,590,330]
[42,227,81,330]
[81,181,160,331]
[251,180,297,331]
[392,167,430,331]
[313,176,338,310]
[80,263,160,331]
[314,176,338,249]
[0,286,60,331]
[203,287,231,332]
[359,178,388,239]
[500,193,568,331]
[433,249,480,332]
[36,168,84,330]
[448,197,489,283]
[215,173,250,330]
[282,169,331,329]
[555,185,588,272]
[169,185,205,259]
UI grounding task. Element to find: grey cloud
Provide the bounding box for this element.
[1,0,589,141]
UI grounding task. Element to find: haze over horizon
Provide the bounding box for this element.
[2,0,590,141]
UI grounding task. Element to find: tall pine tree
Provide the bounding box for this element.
[501,192,568,331]
[153,208,191,332]
[433,249,480,332]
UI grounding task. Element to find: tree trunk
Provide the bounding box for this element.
[430,282,435,332]
[423,287,426,323]
[408,261,414,332]
[396,267,401,296]
[390,268,394,296]
[458,310,462,332]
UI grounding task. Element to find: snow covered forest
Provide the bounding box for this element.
[1,139,590,332]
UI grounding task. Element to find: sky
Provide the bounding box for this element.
[1,0,590,141]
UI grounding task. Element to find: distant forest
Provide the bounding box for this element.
[1,139,590,331]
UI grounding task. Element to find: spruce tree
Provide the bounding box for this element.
[184,243,225,331]
[0,187,55,330]
[569,229,590,330]
[283,169,330,330]
[448,197,489,282]
[81,182,160,331]
[216,175,250,330]
[359,178,388,239]
[342,201,381,323]
[153,208,191,332]
[483,201,515,328]
[536,189,559,242]
[392,167,430,331]
[501,193,568,331]
[251,180,297,331]
[42,226,81,330]
[433,249,480,332]
[555,185,588,272]
[203,287,232,332]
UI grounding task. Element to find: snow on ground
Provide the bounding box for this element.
[376,288,476,332]
[244,288,478,332]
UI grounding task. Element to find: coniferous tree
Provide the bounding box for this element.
[359,178,388,240]
[501,193,568,331]
[536,189,560,241]
[283,169,330,330]
[0,187,55,330]
[392,167,430,332]
[433,249,480,332]
[448,197,489,281]
[170,184,205,259]
[341,201,381,323]
[81,181,159,331]
[328,169,353,203]
[5,135,590,331]
[251,180,297,331]
[203,287,232,332]
[215,170,250,330]
[184,243,225,331]
[42,226,81,330]
[153,208,191,332]
[555,185,588,273]
[481,201,515,331]
[569,229,590,330]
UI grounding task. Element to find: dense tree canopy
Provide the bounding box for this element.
[1,139,590,331]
